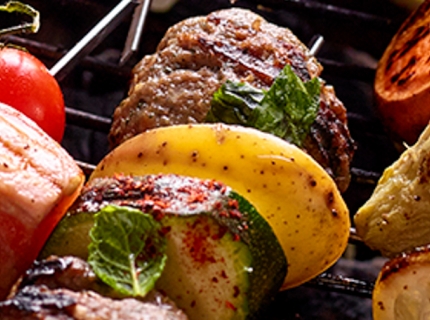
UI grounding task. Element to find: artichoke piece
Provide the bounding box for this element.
[355,124,430,257]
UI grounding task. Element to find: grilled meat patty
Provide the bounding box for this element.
[109,8,355,192]
[0,256,187,320]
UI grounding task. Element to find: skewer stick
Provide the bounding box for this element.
[49,0,138,81]
[120,0,151,66]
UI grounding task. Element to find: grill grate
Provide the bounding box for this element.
[2,0,411,317]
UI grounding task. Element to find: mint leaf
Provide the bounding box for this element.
[254,65,320,146]
[206,81,264,124]
[207,64,321,147]
[88,205,167,297]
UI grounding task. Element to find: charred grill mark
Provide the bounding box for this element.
[385,48,399,72]
[0,285,77,314]
[18,257,71,289]
[397,1,430,35]
[0,284,188,319]
[386,26,429,74]
[195,36,279,86]
[289,53,312,81]
[397,71,415,86]
[1,255,188,319]
[13,256,114,298]
[398,26,429,59]
[390,56,417,86]
[306,120,331,175]
[189,33,311,85]
[303,95,355,192]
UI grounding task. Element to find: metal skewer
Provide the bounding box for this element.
[49,0,138,81]
[120,0,151,66]
[309,34,324,56]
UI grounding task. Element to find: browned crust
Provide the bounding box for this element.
[379,244,430,282]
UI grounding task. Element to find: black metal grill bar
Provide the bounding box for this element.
[248,0,400,31]
[66,107,111,133]
[2,35,132,79]
[350,168,380,186]
[319,58,376,83]
[3,38,377,83]
[68,111,387,150]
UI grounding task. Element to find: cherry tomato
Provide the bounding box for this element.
[0,47,65,142]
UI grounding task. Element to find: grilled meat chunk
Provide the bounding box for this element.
[109,8,355,192]
[0,286,188,320]
[0,256,188,320]
[15,256,111,296]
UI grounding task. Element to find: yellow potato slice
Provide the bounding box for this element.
[90,123,350,289]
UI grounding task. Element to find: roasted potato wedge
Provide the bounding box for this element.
[90,123,350,290]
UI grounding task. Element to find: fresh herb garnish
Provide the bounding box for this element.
[0,1,40,37]
[206,81,264,125]
[206,64,321,147]
[88,205,167,297]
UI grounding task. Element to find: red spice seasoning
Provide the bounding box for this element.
[225,301,237,311]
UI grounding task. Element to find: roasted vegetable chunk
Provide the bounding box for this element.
[355,124,430,257]
[373,245,430,320]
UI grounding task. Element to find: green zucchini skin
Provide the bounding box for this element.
[40,212,94,260]
[42,174,287,319]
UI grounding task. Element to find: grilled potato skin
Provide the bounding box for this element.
[90,123,350,290]
[373,245,430,320]
[375,0,430,145]
[355,124,430,257]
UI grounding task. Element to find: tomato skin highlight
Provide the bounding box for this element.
[0,47,65,142]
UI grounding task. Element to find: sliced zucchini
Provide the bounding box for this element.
[158,212,250,319]
[40,211,94,260]
[42,174,287,319]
